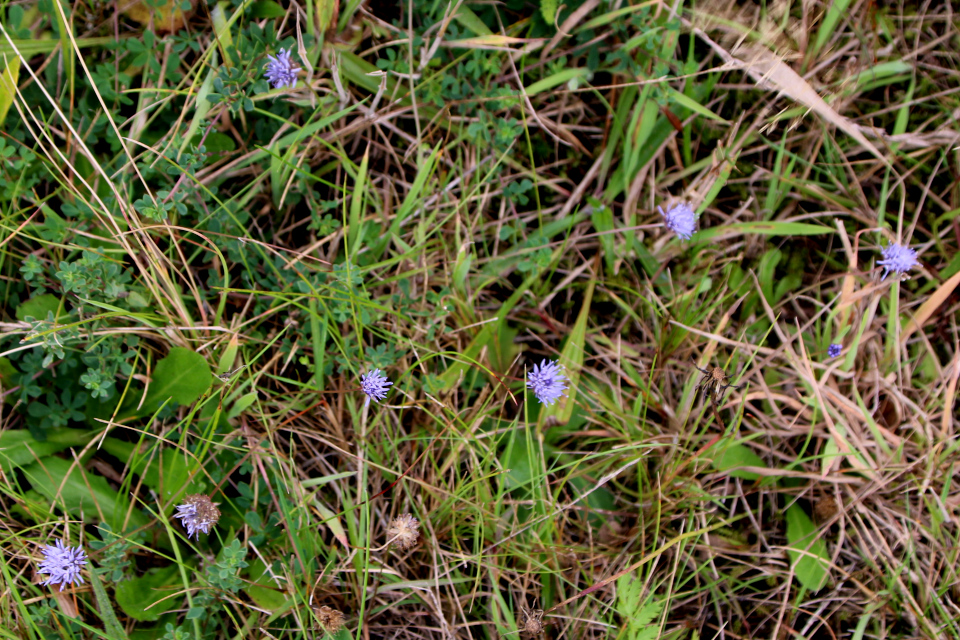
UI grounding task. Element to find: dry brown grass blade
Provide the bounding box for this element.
[691,27,889,166]
[734,43,888,166]
[900,269,960,344]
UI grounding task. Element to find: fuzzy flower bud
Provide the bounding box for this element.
[658,202,697,240]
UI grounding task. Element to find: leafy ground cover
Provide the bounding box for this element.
[1,0,959,639]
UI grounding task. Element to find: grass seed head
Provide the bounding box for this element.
[387,513,420,550]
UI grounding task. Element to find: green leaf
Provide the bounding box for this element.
[141,347,212,412]
[89,569,131,640]
[590,199,616,276]
[249,0,285,17]
[20,456,148,529]
[691,221,832,244]
[244,558,289,613]
[665,87,727,123]
[540,0,557,24]
[115,564,180,621]
[711,441,768,480]
[15,293,61,321]
[0,428,92,475]
[542,274,595,425]
[785,503,830,591]
[525,68,589,96]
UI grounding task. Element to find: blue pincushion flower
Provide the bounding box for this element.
[526,359,568,406]
[264,48,301,89]
[360,369,392,406]
[828,343,842,358]
[38,540,87,591]
[175,494,221,540]
[658,202,697,240]
[877,243,919,280]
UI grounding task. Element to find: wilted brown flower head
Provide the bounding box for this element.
[174,494,221,539]
[387,513,420,550]
[315,605,345,634]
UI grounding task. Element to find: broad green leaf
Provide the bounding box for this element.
[711,441,768,480]
[244,558,289,612]
[0,55,20,127]
[249,0,285,17]
[453,4,493,36]
[0,428,92,474]
[15,293,61,321]
[785,503,830,591]
[20,456,148,529]
[540,0,557,24]
[115,564,180,621]
[141,347,212,411]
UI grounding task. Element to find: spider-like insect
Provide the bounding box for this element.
[518,604,546,637]
[692,359,741,404]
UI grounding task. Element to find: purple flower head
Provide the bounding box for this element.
[828,343,842,358]
[526,359,568,406]
[38,539,87,591]
[877,243,919,280]
[658,202,697,240]
[264,48,301,90]
[360,369,392,407]
[175,494,221,540]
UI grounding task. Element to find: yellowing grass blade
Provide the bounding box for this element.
[901,268,960,344]
[0,55,20,127]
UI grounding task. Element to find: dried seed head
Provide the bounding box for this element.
[175,494,221,539]
[813,496,840,523]
[316,605,346,634]
[387,513,420,550]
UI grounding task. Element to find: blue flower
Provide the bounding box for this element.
[38,540,87,591]
[526,359,568,406]
[360,369,392,406]
[828,343,842,358]
[658,202,697,240]
[877,243,919,280]
[264,48,301,90]
[175,494,221,539]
